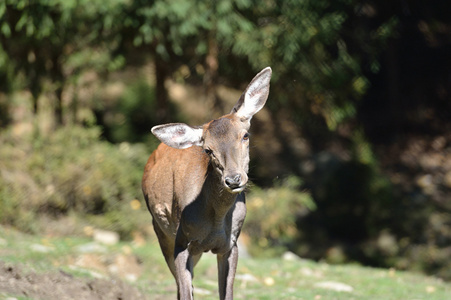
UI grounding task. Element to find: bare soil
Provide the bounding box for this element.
[0,260,148,300]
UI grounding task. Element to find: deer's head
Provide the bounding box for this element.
[151,67,271,193]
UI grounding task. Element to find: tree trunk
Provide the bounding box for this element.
[32,96,38,115]
[154,54,169,123]
[51,53,64,127]
[54,85,64,126]
[30,70,41,116]
[204,29,221,115]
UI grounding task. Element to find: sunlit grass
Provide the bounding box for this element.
[1,225,449,300]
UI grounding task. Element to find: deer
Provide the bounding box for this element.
[142,67,271,299]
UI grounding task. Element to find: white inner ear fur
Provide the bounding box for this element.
[235,67,271,121]
[151,123,203,149]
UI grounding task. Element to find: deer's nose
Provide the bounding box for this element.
[225,174,242,189]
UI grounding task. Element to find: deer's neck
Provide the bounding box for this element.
[202,164,239,222]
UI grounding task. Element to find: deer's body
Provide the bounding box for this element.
[142,67,271,299]
[143,142,246,255]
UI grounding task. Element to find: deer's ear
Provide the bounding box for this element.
[231,67,272,121]
[151,123,203,149]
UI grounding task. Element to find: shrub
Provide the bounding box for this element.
[0,125,154,238]
[243,176,315,257]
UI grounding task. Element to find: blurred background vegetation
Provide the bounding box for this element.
[1,0,451,281]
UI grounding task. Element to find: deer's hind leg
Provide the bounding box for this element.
[152,218,177,277]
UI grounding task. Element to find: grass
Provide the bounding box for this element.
[0,225,450,300]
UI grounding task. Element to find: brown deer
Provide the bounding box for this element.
[142,67,271,299]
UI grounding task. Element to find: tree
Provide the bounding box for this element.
[228,0,396,131]
[0,0,125,126]
[114,0,257,119]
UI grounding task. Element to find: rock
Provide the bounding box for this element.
[30,244,54,253]
[75,242,107,253]
[282,251,301,261]
[194,287,212,295]
[124,274,138,282]
[235,273,258,283]
[263,277,275,286]
[300,267,314,277]
[314,281,354,292]
[93,229,119,246]
[68,265,105,279]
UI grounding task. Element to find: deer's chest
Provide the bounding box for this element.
[187,227,231,255]
[182,202,246,255]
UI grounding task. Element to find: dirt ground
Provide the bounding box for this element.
[0,260,148,300]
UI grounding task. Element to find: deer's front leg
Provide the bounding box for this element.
[174,244,194,300]
[217,243,239,300]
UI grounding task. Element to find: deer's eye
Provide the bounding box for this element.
[204,148,213,155]
[243,132,250,141]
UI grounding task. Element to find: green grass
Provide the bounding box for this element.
[0,225,450,300]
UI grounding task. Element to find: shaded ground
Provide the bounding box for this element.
[0,260,147,300]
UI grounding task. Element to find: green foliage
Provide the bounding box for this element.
[103,79,180,145]
[0,0,127,123]
[0,125,151,238]
[106,80,158,143]
[1,0,397,130]
[227,0,398,131]
[244,176,315,257]
[125,0,254,57]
